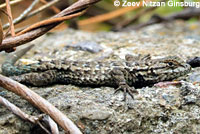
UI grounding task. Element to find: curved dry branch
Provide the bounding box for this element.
[0,0,101,52]
[0,74,81,134]
[3,0,40,29]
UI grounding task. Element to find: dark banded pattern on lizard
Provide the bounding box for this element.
[1,45,191,101]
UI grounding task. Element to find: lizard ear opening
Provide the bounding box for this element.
[125,54,136,62]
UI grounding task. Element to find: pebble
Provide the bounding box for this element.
[187,57,200,68]
[65,41,103,53]
[81,108,112,120]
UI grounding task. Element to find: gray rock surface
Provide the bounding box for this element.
[0,21,200,133]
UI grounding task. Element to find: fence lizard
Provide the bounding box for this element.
[1,45,191,102]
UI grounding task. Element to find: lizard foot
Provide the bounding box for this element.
[114,83,138,102]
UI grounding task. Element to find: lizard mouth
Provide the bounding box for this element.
[173,63,191,77]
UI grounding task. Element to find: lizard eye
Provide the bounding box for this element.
[168,62,174,66]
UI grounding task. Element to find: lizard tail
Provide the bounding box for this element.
[1,44,35,76]
[7,44,35,64]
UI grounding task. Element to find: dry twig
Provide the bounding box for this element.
[0,94,59,133]
[3,0,62,30]
[0,18,3,45]
[0,96,51,132]
[0,0,24,9]
[0,0,101,52]
[113,6,158,31]
[5,0,15,36]
[78,0,151,26]
[29,0,61,19]
[17,10,85,35]
[45,116,60,134]
[3,0,40,29]
[127,7,200,30]
[0,74,82,133]
[40,0,61,13]
[0,96,42,123]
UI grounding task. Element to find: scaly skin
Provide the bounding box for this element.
[1,45,191,101]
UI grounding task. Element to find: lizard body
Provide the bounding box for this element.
[1,45,191,100]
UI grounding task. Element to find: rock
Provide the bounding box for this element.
[187,57,200,68]
[0,21,200,133]
[188,67,200,83]
[65,41,103,53]
[80,107,112,120]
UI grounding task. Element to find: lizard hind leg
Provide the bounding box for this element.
[110,68,138,103]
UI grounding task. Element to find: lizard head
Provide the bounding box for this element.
[147,56,191,81]
[130,56,191,87]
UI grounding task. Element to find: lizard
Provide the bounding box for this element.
[1,45,191,102]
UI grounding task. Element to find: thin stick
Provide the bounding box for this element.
[46,116,59,134]
[113,6,158,31]
[130,8,200,30]
[0,94,59,133]
[5,0,15,36]
[17,10,85,35]
[25,0,61,22]
[78,0,150,26]
[0,0,101,52]
[0,74,82,134]
[3,0,40,29]
[40,0,61,13]
[0,18,3,45]
[0,96,43,123]
[0,9,11,38]
[37,121,51,134]
[0,0,24,9]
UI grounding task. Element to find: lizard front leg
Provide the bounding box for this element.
[110,68,138,103]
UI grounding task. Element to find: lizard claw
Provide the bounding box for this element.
[115,84,138,102]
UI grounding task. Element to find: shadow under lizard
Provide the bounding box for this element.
[1,45,191,102]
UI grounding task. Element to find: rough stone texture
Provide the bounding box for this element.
[0,21,200,133]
